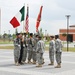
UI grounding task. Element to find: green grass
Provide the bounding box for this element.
[0,46,14,49]
[0,46,75,52]
[0,40,13,44]
[45,47,75,52]
[0,39,75,52]
[45,41,49,44]
[62,47,75,52]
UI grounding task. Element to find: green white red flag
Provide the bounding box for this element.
[10,6,25,28]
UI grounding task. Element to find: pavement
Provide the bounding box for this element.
[0,44,13,46]
[0,49,75,75]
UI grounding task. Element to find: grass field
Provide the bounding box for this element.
[0,46,14,49]
[0,40,75,52]
[0,46,75,52]
[0,40,13,44]
[45,47,75,52]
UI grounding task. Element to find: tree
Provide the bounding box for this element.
[62,33,67,37]
[12,34,16,39]
[62,33,67,45]
[39,28,44,39]
[15,28,18,34]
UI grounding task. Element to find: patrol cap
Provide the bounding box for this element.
[30,33,33,36]
[50,36,54,38]
[23,33,26,35]
[16,33,20,36]
[55,35,59,39]
[38,36,42,39]
[36,34,38,37]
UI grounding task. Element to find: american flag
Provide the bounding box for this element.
[25,5,29,32]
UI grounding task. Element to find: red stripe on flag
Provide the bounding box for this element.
[10,17,20,28]
[36,6,43,32]
[25,6,29,32]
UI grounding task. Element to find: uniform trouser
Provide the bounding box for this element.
[32,51,36,62]
[22,47,27,62]
[14,47,20,63]
[36,53,43,65]
[49,51,54,63]
[28,50,33,61]
[19,47,24,63]
[56,52,62,64]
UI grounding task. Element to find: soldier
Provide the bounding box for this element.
[21,33,27,63]
[27,33,35,63]
[32,34,39,64]
[48,36,55,65]
[36,36,45,67]
[18,33,24,65]
[55,35,63,68]
[13,33,21,66]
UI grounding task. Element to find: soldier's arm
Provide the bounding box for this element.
[49,41,53,50]
[13,39,19,46]
[55,41,60,49]
[36,42,41,52]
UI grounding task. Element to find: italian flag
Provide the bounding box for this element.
[10,6,25,28]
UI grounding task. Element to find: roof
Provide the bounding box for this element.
[69,25,75,27]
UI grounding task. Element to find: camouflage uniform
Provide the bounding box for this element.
[18,34,24,64]
[36,39,45,66]
[49,39,55,65]
[13,38,21,64]
[21,36,28,63]
[55,35,63,68]
[32,37,39,64]
[27,37,35,63]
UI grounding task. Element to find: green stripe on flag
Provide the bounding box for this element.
[20,6,25,21]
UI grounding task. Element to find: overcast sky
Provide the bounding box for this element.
[0,0,75,35]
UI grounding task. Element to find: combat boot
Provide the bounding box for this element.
[42,58,45,64]
[55,64,61,68]
[32,61,36,64]
[15,62,20,66]
[48,62,54,65]
[21,61,27,64]
[36,64,42,67]
[27,61,32,64]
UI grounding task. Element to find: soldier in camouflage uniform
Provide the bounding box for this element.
[55,35,63,68]
[13,33,21,66]
[18,33,24,65]
[32,34,39,64]
[27,33,35,63]
[48,36,55,65]
[21,33,28,63]
[36,36,45,67]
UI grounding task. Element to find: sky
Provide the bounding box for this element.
[0,0,75,35]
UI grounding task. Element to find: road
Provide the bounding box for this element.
[0,49,75,75]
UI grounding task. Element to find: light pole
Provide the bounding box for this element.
[45,30,47,36]
[65,15,71,52]
[8,30,10,42]
[4,31,5,41]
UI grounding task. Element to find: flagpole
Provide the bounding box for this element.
[27,4,29,34]
[25,4,29,34]
[23,3,25,33]
[23,19,25,33]
[0,8,1,35]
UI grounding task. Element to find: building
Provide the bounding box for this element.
[59,25,75,42]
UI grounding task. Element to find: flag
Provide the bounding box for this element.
[10,6,25,28]
[25,5,29,32]
[36,6,43,32]
[0,9,1,34]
